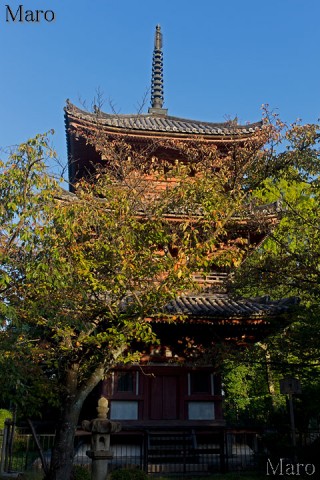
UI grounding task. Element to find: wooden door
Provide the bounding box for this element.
[149,375,178,420]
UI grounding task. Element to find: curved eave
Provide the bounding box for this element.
[54,188,280,230]
[159,295,299,322]
[149,314,282,324]
[64,103,263,144]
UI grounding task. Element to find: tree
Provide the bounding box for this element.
[0,125,279,479]
[235,118,320,301]
[230,118,320,428]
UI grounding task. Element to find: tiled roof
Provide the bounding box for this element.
[165,294,297,319]
[65,102,262,138]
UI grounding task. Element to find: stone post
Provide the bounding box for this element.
[82,397,121,480]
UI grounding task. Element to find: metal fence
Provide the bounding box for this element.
[0,426,263,476]
[2,426,319,476]
[0,425,55,474]
[61,429,259,475]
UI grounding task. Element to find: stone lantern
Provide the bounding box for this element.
[82,397,121,480]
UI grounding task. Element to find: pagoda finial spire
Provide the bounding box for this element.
[155,23,162,50]
[148,25,168,115]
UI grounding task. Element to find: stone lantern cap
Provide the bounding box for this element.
[82,397,121,434]
[82,418,121,434]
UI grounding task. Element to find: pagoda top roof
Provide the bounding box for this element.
[65,26,262,141]
[65,101,262,139]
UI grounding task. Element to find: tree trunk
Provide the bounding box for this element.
[259,342,277,406]
[44,363,106,480]
[45,402,81,480]
[44,363,84,480]
[27,418,50,475]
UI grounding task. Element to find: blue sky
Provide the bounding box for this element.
[0,0,319,173]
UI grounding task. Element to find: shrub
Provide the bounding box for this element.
[0,409,12,430]
[109,467,148,480]
[15,473,44,480]
[71,465,91,480]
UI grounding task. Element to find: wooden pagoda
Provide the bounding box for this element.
[65,25,296,473]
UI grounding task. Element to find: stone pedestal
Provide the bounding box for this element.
[86,450,114,480]
[82,397,121,480]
